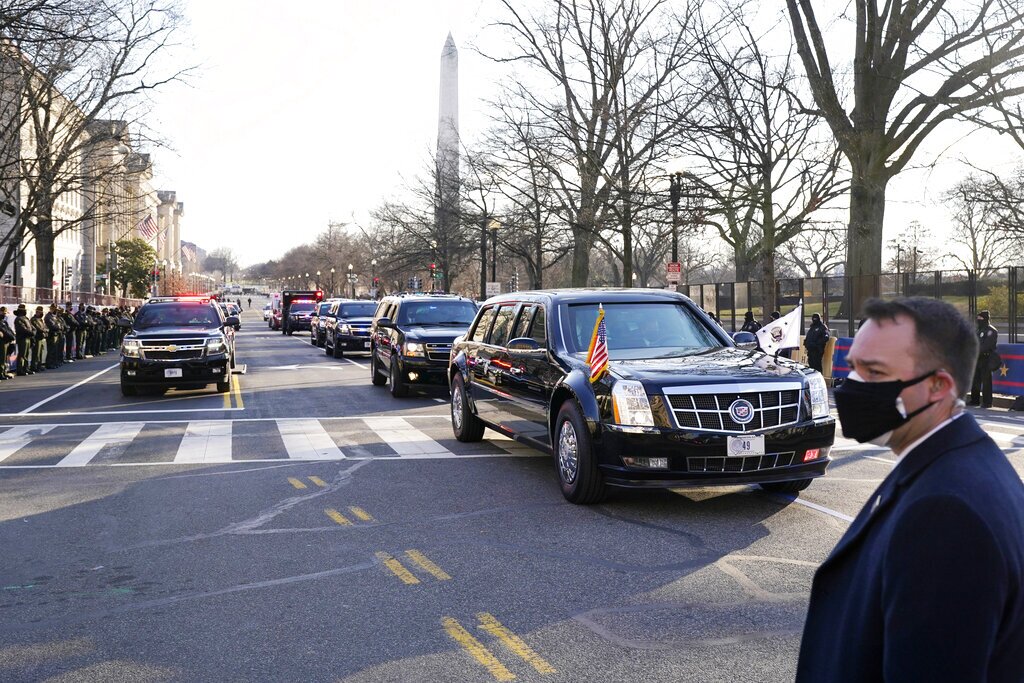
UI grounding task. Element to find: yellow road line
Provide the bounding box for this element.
[442,617,515,681]
[477,612,556,674]
[349,506,374,522]
[324,508,352,526]
[222,380,231,409]
[405,550,451,581]
[232,375,244,408]
[308,476,327,487]
[287,477,307,489]
[375,552,420,585]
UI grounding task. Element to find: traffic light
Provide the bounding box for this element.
[153,268,161,282]
[373,277,379,286]
[407,277,415,290]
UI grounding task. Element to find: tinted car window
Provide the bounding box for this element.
[488,305,518,347]
[564,303,721,359]
[529,306,547,343]
[317,303,332,315]
[339,303,377,318]
[510,305,534,340]
[135,304,219,327]
[470,307,496,342]
[396,301,477,326]
[289,303,315,313]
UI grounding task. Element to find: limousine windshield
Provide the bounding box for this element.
[563,302,723,359]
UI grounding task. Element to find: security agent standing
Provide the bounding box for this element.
[44,304,63,368]
[74,304,89,359]
[803,313,830,372]
[968,309,999,408]
[13,304,33,375]
[0,306,14,380]
[61,303,77,362]
[30,306,47,372]
[740,311,761,333]
[796,297,1024,683]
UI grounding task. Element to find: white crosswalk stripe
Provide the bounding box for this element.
[278,419,346,460]
[57,422,145,467]
[175,421,233,463]
[0,415,1018,469]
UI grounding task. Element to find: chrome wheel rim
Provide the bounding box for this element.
[558,420,579,484]
[452,383,464,430]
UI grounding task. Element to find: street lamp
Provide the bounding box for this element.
[330,267,335,297]
[371,259,377,297]
[669,172,683,265]
[488,218,501,282]
[347,263,355,298]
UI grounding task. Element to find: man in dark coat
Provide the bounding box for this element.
[802,313,830,372]
[968,309,998,408]
[740,311,761,333]
[61,303,77,362]
[13,304,33,375]
[44,304,62,368]
[0,306,14,380]
[796,297,1024,683]
[74,304,89,358]
[30,306,47,372]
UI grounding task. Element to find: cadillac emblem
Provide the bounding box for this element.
[728,398,755,424]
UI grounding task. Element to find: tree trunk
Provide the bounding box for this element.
[734,244,760,281]
[533,221,543,289]
[845,170,888,318]
[33,216,55,292]
[570,221,592,286]
[761,247,777,322]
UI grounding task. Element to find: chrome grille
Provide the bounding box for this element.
[139,338,206,362]
[665,385,802,433]
[426,342,452,362]
[686,452,796,473]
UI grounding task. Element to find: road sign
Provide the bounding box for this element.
[485,282,502,296]
[666,262,682,283]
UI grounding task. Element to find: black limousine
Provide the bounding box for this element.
[448,289,835,504]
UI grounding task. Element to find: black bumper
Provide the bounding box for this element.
[595,418,835,487]
[121,356,229,387]
[288,320,312,331]
[336,335,373,352]
[396,356,449,385]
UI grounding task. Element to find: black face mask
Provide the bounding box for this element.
[834,371,937,444]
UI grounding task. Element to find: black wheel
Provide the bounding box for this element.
[332,338,343,358]
[120,382,137,397]
[389,358,409,398]
[370,350,387,386]
[217,377,231,393]
[554,400,606,504]
[758,479,813,494]
[230,352,236,370]
[287,329,293,336]
[451,374,485,442]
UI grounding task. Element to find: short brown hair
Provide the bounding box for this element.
[861,297,978,395]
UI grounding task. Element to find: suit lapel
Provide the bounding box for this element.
[818,414,989,570]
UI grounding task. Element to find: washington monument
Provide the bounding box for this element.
[435,33,459,243]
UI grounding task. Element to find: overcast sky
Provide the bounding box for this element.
[148,1,1023,268]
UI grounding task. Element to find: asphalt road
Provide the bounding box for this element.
[1,302,1022,682]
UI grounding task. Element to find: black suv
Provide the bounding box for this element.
[309,299,339,347]
[119,296,238,396]
[324,299,378,358]
[370,293,478,397]
[448,289,835,504]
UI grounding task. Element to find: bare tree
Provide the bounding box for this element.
[787,0,1024,313]
[942,174,1023,274]
[0,0,191,290]
[488,0,704,286]
[778,223,846,277]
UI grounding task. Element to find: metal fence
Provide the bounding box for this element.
[0,284,143,309]
[686,267,1024,343]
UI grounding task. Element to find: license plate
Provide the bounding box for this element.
[164,368,183,378]
[363,342,371,349]
[727,435,765,457]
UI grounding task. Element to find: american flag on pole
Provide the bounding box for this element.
[586,304,609,383]
[136,214,159,241]
[181,243,196,262]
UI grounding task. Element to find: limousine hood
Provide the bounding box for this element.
[609,347,808,387]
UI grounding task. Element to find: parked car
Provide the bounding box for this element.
[324,300,378,358]
[448,289,835,504]
[263,303,272,321]
[370,293,478,397]
[310,300,340,347]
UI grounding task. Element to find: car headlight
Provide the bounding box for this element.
[807,372,830,419]
[205,336,227,354]
[611,380,655,427]
[339,324,351,335]
[122,339,140,357]
[403,342,425,357]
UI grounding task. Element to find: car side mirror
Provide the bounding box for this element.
[117,318,132,328]
[732,331,757,350]
[375,318,393,329]
[507,337,544,353]
[225,315,240,327]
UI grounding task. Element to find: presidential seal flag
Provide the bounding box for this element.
[756,302,803,356]
[586,304,609,382]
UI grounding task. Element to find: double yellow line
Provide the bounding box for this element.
[288,476,327,489]
[443,612,556,680]
[325,506,375,526]
[376,549,451,585]
[222,374,244,409]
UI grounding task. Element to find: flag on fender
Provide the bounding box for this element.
[756,302,803,356]
[586,304,609,382]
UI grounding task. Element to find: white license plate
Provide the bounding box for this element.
[363,342,370,348]
[164,368,183,378]
[727,435,765,457]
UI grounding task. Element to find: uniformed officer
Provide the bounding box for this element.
[44,304,63,368]
[13,304,33,375]
[0,306,14,380]
[969,310,999,408]
[30,305,47,372]
[75,304,89,358]
[803,313,831,373]
[62,303,78,362]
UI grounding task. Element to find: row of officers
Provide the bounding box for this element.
[0,303,134,378]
